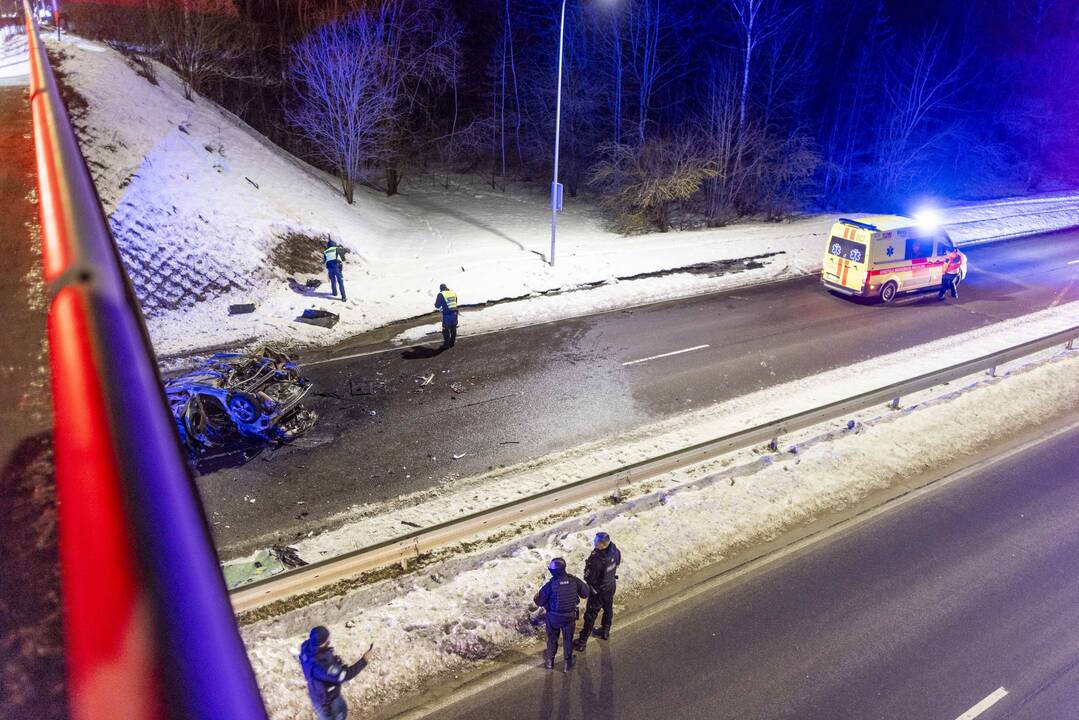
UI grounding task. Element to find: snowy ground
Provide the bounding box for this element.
[38,36,1079,359]
[0,25,29,86]
[242,314,1079,719]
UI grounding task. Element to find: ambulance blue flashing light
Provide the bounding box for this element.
[838,217,880,232]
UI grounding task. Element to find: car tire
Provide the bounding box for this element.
[227,393,262,424]
[880,281,898,304]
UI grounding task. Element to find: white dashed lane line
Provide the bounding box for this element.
[1067,259,1079,265]
[954,687,1008,720]
[622,344,710,367]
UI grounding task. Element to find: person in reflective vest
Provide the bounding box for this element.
[533,557,589,671]
[435,283,459,349]
[574,531,622,651]
[938,248,962,301]
[324,239,346,302]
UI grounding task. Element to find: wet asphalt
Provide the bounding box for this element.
[413,421,1079,720]
[197,230,1079,558]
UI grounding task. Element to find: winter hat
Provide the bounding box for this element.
[439,283,449,291]
[594,532,611,549]
[326,238,337,247]
[310,626,330,646]
[548,557,567,575]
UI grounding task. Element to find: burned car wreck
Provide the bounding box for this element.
[165,348,318,456]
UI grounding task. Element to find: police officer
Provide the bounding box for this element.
[574,532,621,651]
[533,557,589,671]
[938,247,962,301]
[435,283,459,349]
[299,626,375,720]
[324,239,346,302]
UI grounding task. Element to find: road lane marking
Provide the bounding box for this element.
[622,344,710,367]
[954,687,1008,720]
[1067,259,1079,265]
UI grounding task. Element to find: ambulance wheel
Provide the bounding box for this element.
[879,281,898,304]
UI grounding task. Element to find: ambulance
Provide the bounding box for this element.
[821,215,967,303]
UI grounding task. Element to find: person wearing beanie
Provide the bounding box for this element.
[299,625,375,720]
[434,283,459,349]
[574,531,622,651]
[533,556,589,671]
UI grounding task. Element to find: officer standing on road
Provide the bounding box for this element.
[435,283,459,349]
[534,557,589,671]
[299,626,375,720]
[938,247,962,301]
[324,239,347,302]
[575,532,621,651]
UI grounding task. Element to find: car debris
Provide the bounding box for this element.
[296,308,340,328]
[165,347,318,456]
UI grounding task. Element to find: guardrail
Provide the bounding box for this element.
[23,7,268,719]
[231,324,1079,613]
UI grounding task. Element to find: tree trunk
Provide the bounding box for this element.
[385,165,400,196]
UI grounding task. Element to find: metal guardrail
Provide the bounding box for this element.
[231,324,1079,613]
[22,7,268,719]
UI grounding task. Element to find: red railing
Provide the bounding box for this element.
[23,5,269,719]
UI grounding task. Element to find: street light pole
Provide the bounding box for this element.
[550,0,567,267]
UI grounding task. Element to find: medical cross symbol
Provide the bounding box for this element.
[886,245,895,257]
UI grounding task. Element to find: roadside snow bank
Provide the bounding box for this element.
[49,36,1079,357]
[242,317,1079,719]
[0,25,28,86]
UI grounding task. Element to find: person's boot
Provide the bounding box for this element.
[544,655,554,670]
[594,627,609,640]
[573,638,587,652]
[563,655,576,672]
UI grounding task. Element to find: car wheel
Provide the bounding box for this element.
[227,393,262,424]
[880,281,898,304]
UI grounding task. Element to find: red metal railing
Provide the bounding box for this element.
[23,6,269,719]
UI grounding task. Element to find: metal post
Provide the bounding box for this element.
[549,0,566,267]
[1068,338,1075,351]
[890,397,901,410]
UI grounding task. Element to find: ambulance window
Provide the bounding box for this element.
[905,238,933,260]
[829,236,867,263]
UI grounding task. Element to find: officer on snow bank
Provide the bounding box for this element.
[324,239,347,302]
[534,557,589,671]
[435,283,459,349]
[299,626,375,720]
[575,531,621,651]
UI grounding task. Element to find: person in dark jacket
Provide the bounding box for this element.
[299,626,375,720]
[534,557,589,671]
[323,239,347,302]
[574,532,621,651]
[435,283,458,349]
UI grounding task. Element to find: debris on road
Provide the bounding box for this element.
[296,308,339,328]
[270,544,307,569]
[420,373,434,387]
[452,452,467,460]
[449,382,467,393]
[228,303,256,315]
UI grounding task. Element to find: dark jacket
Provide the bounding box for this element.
[534,569,589,624]
[584,543,621,591]
[299,639,367,708]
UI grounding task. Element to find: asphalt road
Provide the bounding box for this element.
[199,230,1079,557]
[414,421,1079,720]
[0,80,65,720]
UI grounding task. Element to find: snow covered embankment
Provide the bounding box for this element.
[243,315,1079,719]
[48,36,1079,357]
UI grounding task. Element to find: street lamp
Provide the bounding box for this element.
[549,0,567,267]
[549,0,619,267]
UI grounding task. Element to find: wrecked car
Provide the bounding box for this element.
[165,347,318,456]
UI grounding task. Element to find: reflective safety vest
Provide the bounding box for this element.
[440,290,458,310]
[944,252,961,274]
[323,245,342,264]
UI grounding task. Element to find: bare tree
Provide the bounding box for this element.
[286,10,397,203]
[150,0,252,100]
[590,134,718,233]
[870,29,969,197]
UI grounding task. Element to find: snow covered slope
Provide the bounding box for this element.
[47,36,1079,358]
